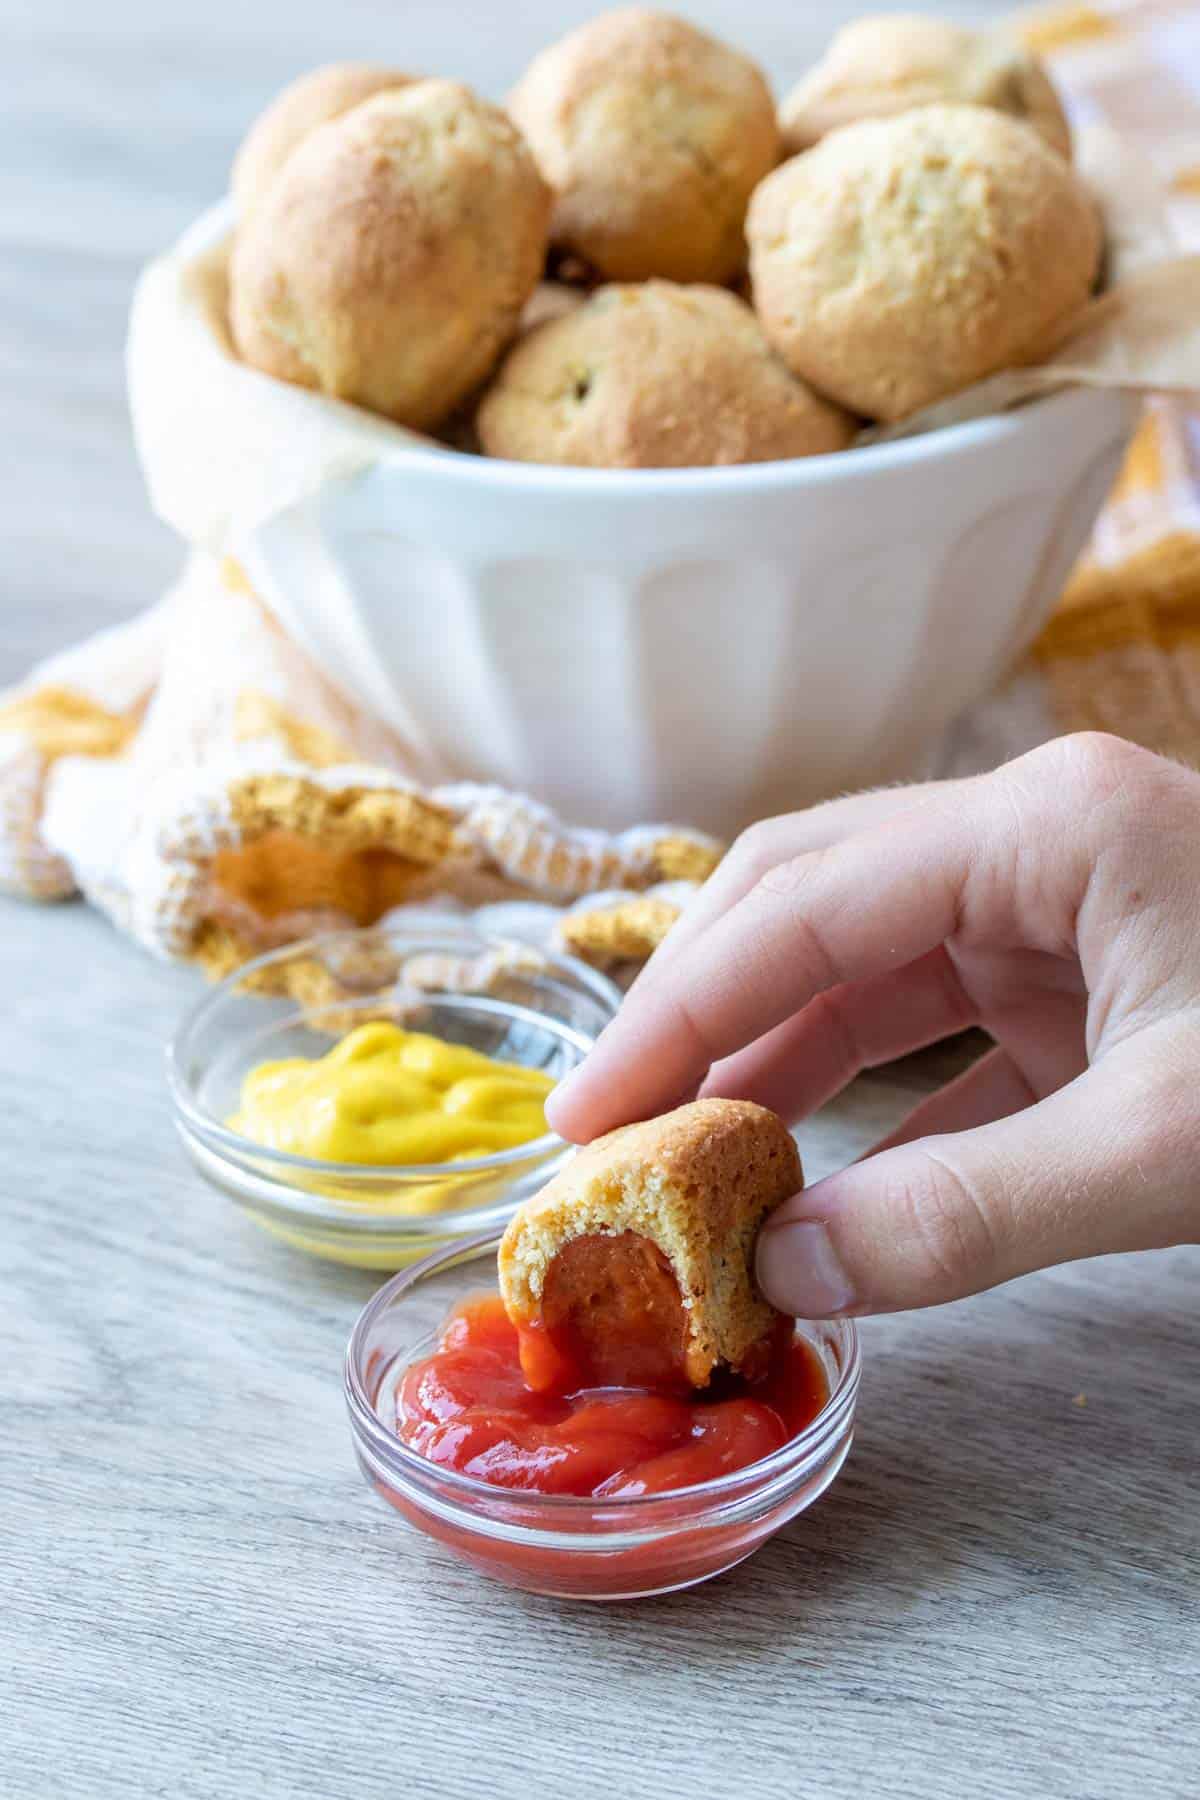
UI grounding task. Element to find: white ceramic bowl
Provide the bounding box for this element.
[132,204,1137,839]
[242,389,1136,837]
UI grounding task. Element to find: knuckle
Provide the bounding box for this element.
[1035,738,1200,893]
[756,845,826,901]
[808,989,861,1079]
[668,988,718,1064]
[753,854,842,986]
[888,1149,1001,1296]
[1041,731,1158,802]
[928,949,977,1034]
[730,817,794,883]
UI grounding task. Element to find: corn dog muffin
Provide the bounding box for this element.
[508,8,779,285]
[229,81,550,430]
[231,63,415,215]
[498,1099,802,1393]
[779,15,1071,159]
[748,104,1102,422]
[477,281,854,468]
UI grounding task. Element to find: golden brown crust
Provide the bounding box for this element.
[498,1098,803,1387]
[229,80,550,429]
[779,16,1071,160]
[477,280,854,467]
[558,894,683,965]
[231,63,415,216]
[748,103,1102,422]
[508,8,779,284]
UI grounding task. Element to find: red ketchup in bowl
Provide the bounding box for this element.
[390,1292,828,1498]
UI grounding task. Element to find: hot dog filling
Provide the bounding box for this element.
[517,1231,694,1394]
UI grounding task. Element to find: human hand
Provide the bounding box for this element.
[546,735,1200,1316]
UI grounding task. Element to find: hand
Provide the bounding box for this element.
[546,734,1200,1317]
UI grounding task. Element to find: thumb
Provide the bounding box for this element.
[756,1046,1196,1316]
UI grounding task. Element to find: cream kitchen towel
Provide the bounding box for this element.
[13,552,720,982]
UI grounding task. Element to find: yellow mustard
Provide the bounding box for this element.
[231,1021,555,1166]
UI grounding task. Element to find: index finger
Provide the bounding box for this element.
[630,777,967,992]
[546,791,1020,1142]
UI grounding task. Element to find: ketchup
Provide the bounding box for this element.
[392,1292,828,1498]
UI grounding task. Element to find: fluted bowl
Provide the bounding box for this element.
[135,203,1138,838]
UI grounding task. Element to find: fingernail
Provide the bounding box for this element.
[545,1067,584,1136]
[757,1218,857,1318]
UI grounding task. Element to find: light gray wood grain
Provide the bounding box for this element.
[2,5,1198,1798]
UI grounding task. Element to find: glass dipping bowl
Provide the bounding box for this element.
[168,925,620,1269]
[345,1229,862,1600]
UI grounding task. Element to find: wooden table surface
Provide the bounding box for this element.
[4,3,1197,1796]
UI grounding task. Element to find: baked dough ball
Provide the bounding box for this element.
[748,104,1102,422]
[438,285,584,453]
[499,1099,801,1391]
[508,8,779,284]
[229,81,550,430]
[780,15,1071,160]
[477,281,854,468]
[232,63,414,215]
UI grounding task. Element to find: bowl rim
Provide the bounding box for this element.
[166,923,621,1186]
[183,197,1131,499]
[344,1225,863,1524]
[362,383,1129,498]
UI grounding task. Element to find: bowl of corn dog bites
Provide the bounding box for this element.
[131,9,1144,835]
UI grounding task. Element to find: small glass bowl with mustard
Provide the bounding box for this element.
[168,924,620,1268]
